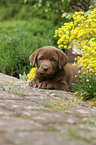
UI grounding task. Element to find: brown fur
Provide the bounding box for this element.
[29,46,78,91]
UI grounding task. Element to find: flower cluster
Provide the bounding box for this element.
[73,71,96,100]
[27,66,37,81]
[75,38,96,73]
[54,9,96,74]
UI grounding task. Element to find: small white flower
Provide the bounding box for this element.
[75,75,77,78]
[38,3,41,7]
[83,72,86,75]
[74,92,78,95]
[86,66,89,69]
[45,9,48,12]
[77,64,81,68]
[86,79,89,82]
[90,68,94,72]
[78,70,81,74]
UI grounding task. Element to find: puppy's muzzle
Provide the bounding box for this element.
[42,65,49,72]
[40,60,51,73]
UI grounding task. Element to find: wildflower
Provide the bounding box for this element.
[83,72,86,75]
[72,62,77,66]
[54,8,96,75]
[90,69,94,72]
[74,92,78,95]
[78,70,81,74]
[86,79,89,82]
[27,67,37,81]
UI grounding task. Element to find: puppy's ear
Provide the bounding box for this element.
[29,49,40,67]
[57,49,68,69]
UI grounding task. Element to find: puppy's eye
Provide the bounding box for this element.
[39,57,43,60]
[51,57,56,62]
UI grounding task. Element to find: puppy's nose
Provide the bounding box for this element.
[43,66,48,71]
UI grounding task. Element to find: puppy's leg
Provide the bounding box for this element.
[38,81,52,89]
[38,81,47,89]
[58,80,69,91]
[29,77,40,87]
[37,80,69,91]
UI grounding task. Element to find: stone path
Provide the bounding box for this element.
[0,73,96,145]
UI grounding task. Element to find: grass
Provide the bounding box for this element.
[21,115,33,121]
[67,116,96,142]
[45,97,80,113]
[0,18,58,78]
[71,72,96,102]
[44,123,57,132]
[0,82,24,97]
[0,1,33,21]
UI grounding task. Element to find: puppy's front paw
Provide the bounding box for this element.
[38,81,53,89]
[29,79,39,88]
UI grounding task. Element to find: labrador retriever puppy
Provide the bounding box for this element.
[29,46,78,91]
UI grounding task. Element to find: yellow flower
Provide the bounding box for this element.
[64,45,67,49]
[54,9,96,75]
[72,62,77,66]
[27,67,37,81]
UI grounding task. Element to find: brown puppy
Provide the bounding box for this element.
[29,46,78,91]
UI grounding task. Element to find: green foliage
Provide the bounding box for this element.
[0,18,58,78]
[72,72,96,101]
[0,0,34,21]
[46,97,80,113]
[28,0,95,23]
[0,0,95,23]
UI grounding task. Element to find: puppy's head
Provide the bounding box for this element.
[29,46,68,79]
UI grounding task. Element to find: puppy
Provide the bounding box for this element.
[29,46,78,91]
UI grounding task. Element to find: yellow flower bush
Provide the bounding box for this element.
[76,38,96,73]
[27,66,37,81]
[54,8,96,74]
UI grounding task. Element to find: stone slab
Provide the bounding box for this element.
[0,73,96,145]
